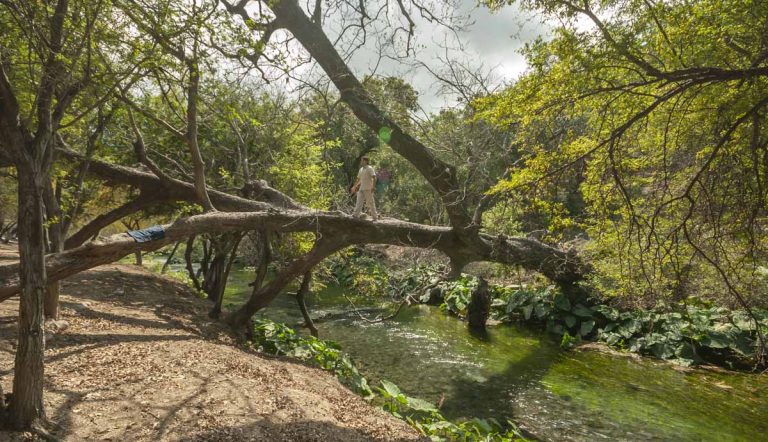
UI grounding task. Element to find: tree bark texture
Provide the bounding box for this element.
[10,163,47,429]
[43,179,64,319]
[209,235,243,319]
[184,236,202,292]
[296,271,318,338]
[0,210,585,302]
[161,241,182,274]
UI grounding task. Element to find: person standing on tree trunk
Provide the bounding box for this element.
[351,157,378,221]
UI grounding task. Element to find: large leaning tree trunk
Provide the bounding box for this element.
[1,142,588,304]
[219,0,592,296]
[246,0,474,234]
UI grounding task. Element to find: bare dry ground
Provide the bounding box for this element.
[0,245,423,441]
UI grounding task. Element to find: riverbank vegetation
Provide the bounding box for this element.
[1,0,767,437]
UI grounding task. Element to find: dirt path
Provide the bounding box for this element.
[0,257,423,441]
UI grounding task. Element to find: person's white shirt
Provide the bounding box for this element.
[357,165,376,191]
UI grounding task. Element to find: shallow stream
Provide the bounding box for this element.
[222,269,767,441]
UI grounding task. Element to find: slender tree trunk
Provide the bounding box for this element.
[11,162,47,429]
[296,271,318,337]
[210,235,243,319]
[44,282,60,320]
[186,53,215,212]
[184,236,202,292]
[251,231,271,291]
[228,239,342,329]
[198,239,211,280]
[161,241,182,274]
[43,181,64,319]
[203,253,227,300]
[64,195,157,249]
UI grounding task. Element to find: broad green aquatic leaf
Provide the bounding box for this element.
[406,396,438,412]
[701,331,730,349]
[534,302,551,319]
[491,298,506,308]
[675,342,696,359]
[506,291,533,312]
[732,312,756,330]
[728,335,755,356]
[564,314,577,328]
[594,305,619,321]
[651,342,675,359]
[380,379,401,397]
[522,304,534,320]
[580,319,595,336]
[572,304,594,318]
[604,333,621,346]
[554,293,571,311]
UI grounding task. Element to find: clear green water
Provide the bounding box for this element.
[220,268,767,441]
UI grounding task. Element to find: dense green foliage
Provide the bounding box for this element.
[476,0,768,308]
[401,268,768,368]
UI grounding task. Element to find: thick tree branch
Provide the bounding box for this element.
[64,193,159,249]
[0,209,586,302]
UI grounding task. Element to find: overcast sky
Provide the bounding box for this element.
[253,1,552,114]
[339,0,551,113]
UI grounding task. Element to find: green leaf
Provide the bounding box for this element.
[580,319,595,336]
[554,293,571,311]
[675,342,696,360]
[594,305,619,321]
[522,304,534,320]
[380,380,401,397]
[604,333,621,346]
[406,396,438,412]
[701,331,730,349]
[572,304,594,318]
[534,302,551,319]
[728,335,754,356]
[651,342,675,359]
[470,418,494,433]
[506,291,532,312]
[564,314,577,328]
